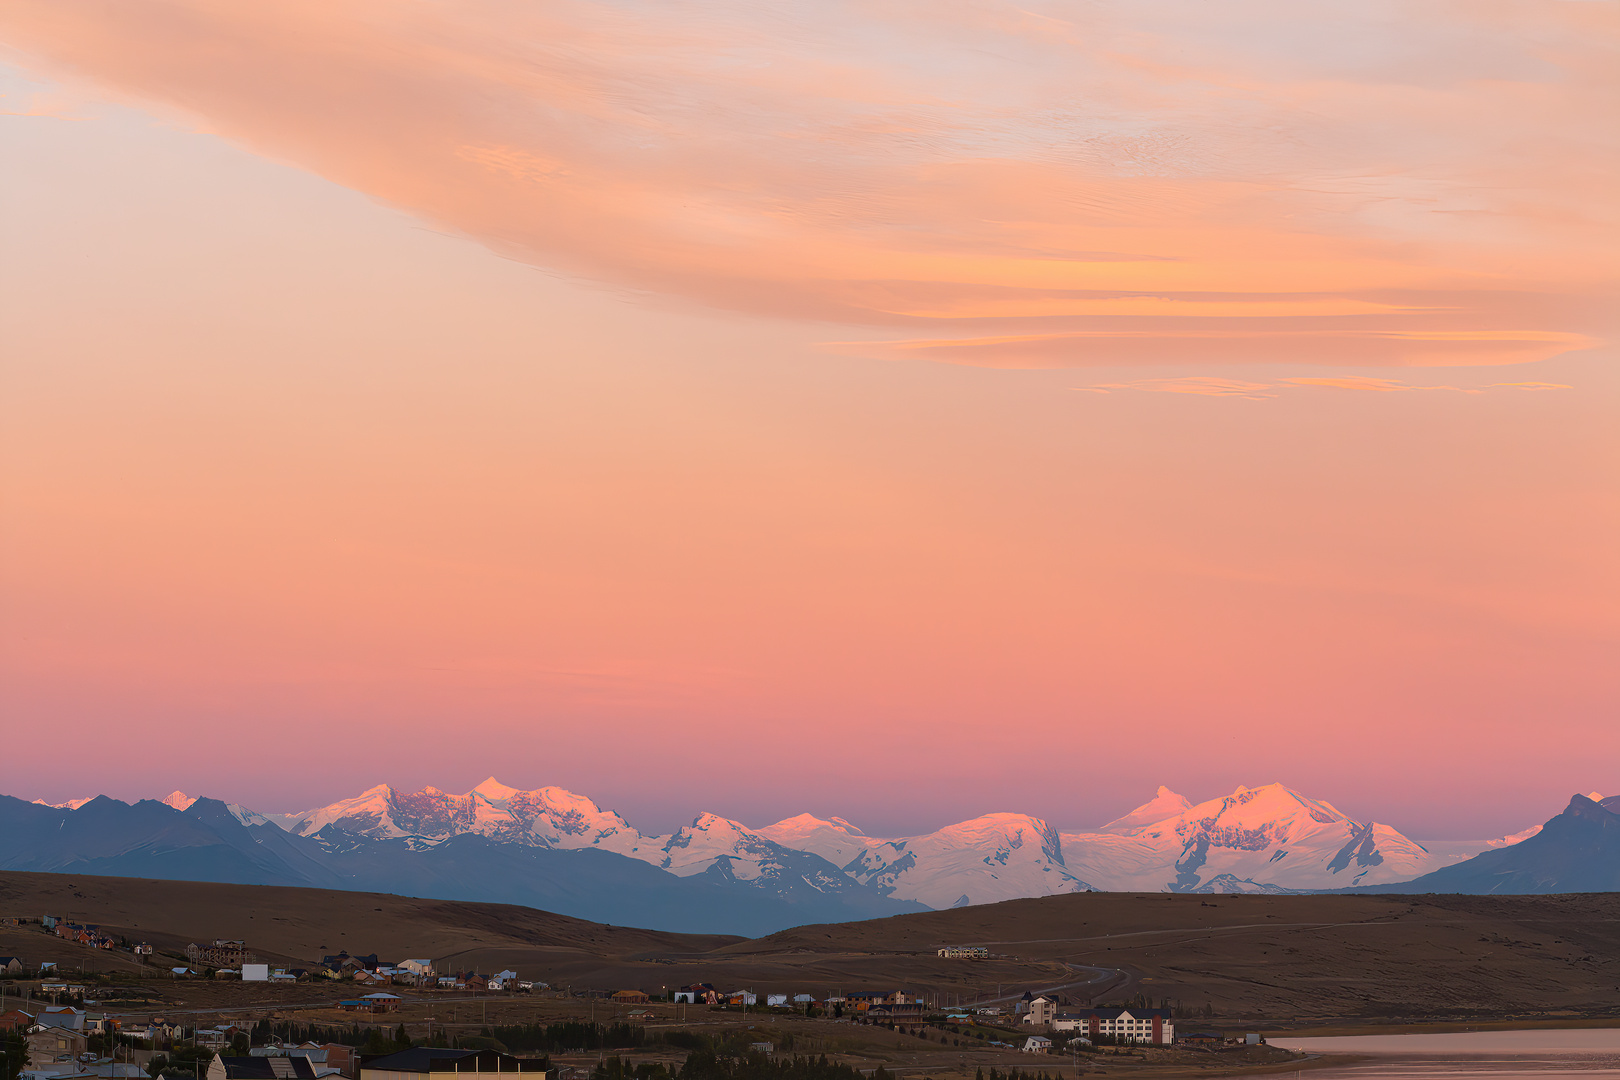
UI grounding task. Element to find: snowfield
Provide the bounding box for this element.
[238,777,1535,908]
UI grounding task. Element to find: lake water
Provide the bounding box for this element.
[1268,1030,1620,1080]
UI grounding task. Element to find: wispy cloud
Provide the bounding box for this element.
[0,0,1612,367]
[1079,376,1575,398]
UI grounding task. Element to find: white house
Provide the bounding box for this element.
[766,995,788,1008]
[1021,996,1055,1027]
[1022,1037,1052,1053]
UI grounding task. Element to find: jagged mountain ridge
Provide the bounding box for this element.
[1059,783,1498,892]
[0,793,922,936]
[11,779,1583,927]
[272,778,1525,898]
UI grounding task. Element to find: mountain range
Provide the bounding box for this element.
[8,779,1609,934]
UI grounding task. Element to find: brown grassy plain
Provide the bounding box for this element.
[4,871,1620,1035]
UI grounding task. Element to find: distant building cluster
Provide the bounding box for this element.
[1017,994,1176,1045]
[936,946,990,959]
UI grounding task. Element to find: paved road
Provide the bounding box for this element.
[953,962,1129,1010]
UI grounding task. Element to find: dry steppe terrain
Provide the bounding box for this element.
[5,871,1620,1028]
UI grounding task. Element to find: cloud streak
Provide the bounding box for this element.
[1,0,1614,367]
[1079,375,1574,397]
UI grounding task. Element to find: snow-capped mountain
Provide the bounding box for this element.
[228,778,1536,898]
[1062,783,1494,892]
[20,778,1556,921]
[758,814,881,868]
[278,778,654,858]
[32,796,95,810]
[840,814,1095,909]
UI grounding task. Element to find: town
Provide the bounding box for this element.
[1,914,1283,1080]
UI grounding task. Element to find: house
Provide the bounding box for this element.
[398,960,435,979]
[1062,1008,1175,1045]
[316,1045,358,1079]
[765,995,787,1008]
[321,953,381,974]
[352,970,391,987]
[209,1057,322,1080]
[610,990,648,1005]
[936,947,989,960]
[725,992,757,1007]
[792,995,814,1006]
[1177,1032,1223,1047]
[866,1004,926,1019]
[1021,996,1055,1027]
[27,1024,90,1065]
[187,941,252,969]
[0,1010,38,1032]
[37,1008,87,1032]
[362,994,402,1013]
[358,1048,548,1080]
[673,984,716,1005]
[0,956,24,975]
[1022,1037,1052,1054]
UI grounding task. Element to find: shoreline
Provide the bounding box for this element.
[1258,1018,1620,1039]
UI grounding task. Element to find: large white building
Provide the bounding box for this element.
[1051,1008,1174,1045]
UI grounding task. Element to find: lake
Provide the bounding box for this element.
[1269,1030,1620,1080]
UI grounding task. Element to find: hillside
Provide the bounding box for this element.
[1375,795,1620,894]
[5,871,1620,1025]
[0,870,738,982]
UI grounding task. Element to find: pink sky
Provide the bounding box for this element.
[0,0,1615,839]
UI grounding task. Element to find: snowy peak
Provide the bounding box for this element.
[161,791,198,812]
[764,813,867,838]
[1063,781,1484,893]
[845,812,1090,909]
[758,814,882,870]
[1174,783,1353,848]
[471,776,522,801]
[32,796,94,810]
[1099,786,1194,834]
[281,780,650,857]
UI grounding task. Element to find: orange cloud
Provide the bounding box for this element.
[0,0,1613,367]
[1080,375,1578,397]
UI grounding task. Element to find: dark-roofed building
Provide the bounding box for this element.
[0,956,24,976]
[208,1058,322,1080]
[1054,1008,1175,1045]
[360,1048,548,1080]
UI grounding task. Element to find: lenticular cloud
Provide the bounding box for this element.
[4,0,1614,367]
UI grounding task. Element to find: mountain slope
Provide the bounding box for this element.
[0,794,919,934]
[1062,783,1489,892]
[1372,794,1620,894]
[844,813,1094,908]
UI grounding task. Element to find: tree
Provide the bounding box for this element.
[3,1029,28,1080]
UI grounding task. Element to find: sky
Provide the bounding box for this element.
[0,0,1616,840]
